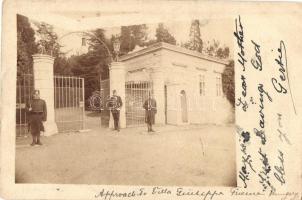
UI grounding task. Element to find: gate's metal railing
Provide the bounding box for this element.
[99,79,110,127]
[54,76,85,132]
[98,79,153,127]
[125,81,153,127]
[16,74,34,137]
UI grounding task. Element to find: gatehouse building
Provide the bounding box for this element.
[106,42,234,128]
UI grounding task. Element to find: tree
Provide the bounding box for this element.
[155,23,176,45]
[204,40,230,59]
[222,60,235,107]
[17,14,37,75]
[70,29,112,103]
[216,46,230,59]
[204,40,219,57]
[87,29,112,79]
[182,20,203,53]
[131,24,148,46]
[53,56,73,76]
[34,22,60,57]
[120,24,148,55]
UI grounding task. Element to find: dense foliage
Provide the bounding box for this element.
[17,16,234,107]
[17,14,37,75]
[222,60,235,107]
[155,23,176,45]
[34,22,60,57]
[119,24,148,55]
[182,20,203,53]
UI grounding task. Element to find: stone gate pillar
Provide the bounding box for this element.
[151,68,165,125]
[109,62,126,129]
[32,54,58,136]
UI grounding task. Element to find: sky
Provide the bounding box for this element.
[50,18,234,58]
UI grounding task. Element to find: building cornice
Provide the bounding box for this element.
[119,42,230,65]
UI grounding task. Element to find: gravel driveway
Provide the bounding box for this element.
[16,124,236,186]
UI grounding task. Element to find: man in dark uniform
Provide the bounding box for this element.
[27,90,47,146]
[143,92,157,132]
[109,90,122,132]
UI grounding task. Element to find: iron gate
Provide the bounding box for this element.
[54,76,85,132]
[16,74,34,137]
[100,79,110,127]
[125,81,153,126]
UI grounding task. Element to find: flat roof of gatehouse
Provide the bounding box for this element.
[119,42,230,65]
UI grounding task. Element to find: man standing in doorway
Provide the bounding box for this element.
[27,90,47,146]
[143,92,157,132]
[109,90,123,132]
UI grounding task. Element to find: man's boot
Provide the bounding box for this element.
[117,122,120,132]
[30,140,35,146]
[31,136,36,146]
[36,135,42,145]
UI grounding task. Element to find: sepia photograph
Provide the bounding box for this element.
[14,11,236,187]
[1,1,302,200]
